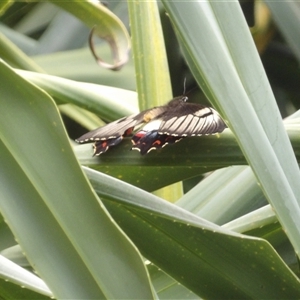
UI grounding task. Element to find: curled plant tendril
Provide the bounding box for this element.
[89,26,129,71]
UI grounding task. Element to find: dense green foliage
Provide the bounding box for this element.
[0,1,300,298]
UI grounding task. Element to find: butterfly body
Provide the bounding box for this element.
[75,96,226,155]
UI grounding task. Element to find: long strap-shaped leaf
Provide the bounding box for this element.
[128,0,182,201]
[0,60,155,299]
[86,167,300,299]
[161,0,300,256]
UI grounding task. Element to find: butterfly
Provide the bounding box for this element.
[75,96,227,155]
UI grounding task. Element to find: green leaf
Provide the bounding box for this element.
[0,254,52,298]
[162,0,300,257]
[0,31,44,72]
[176,166,267,225]
[0,60,155,299]
[32,44,136,87]
[74,124,300,191]
[128,0,172,108]
[0,279,50,300]
[0,0,12,16]
[266,1,300,63]
[86,167,300,299]
[17,69,138,123]
[128,0,181,200]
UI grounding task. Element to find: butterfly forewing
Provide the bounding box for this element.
[75,106,167,143]
[158,102,226,136]
[75,113,141,143]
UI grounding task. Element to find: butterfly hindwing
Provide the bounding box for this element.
[93,137,123,155]
[131,130,182,155]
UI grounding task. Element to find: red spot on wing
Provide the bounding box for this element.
[124,127,134,136]
[152,140,162,146]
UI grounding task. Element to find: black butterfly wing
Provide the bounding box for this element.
[75,106,167,155]
[93,136,123,155]
[158,101,226,136]
[76,114,137,143]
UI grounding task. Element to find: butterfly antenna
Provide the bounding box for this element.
[183,77,197,96]
[185,84,198,97]
[183,77,187,95]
